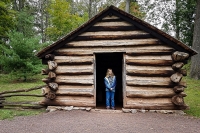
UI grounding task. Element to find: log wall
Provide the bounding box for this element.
[41,15,189,110]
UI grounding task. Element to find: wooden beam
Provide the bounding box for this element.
[48,61,57,70]
[55,69,93,75]
[173,85,185,93]
[79,31,149,36]
[56,89,94,97]
[126,88,175,98]
[93,21,132,26]
[40,96,95,107]
[126,59,173,66]
[172,95,184,106]
[54,51,93,56]
[87,26,140,32]
[56,75,93,80]
[55,59,93,65]
[126,55,172,60]
[126,49,174,55]
[74,34,153,40]
[67,39,162,47]
[45,54,55,60]
[126,69,174,77]
[55,79,94,85]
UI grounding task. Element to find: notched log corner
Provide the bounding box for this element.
[170,72,183,83]
[172,95,184,106]
[41,86,56,100]
[41,68,50,75]
[48,82,58,91]
[48,61,58,70]
[172,51,189,62]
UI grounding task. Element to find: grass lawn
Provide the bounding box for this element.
[0,74,46,120]
[184,76,200,117]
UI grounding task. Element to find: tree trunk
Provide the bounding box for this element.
[190,0,200,79]
[125,0,130,13]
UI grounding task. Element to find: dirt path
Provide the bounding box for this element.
[0,110,200,133]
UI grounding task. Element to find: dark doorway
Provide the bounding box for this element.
[95,53,123,109]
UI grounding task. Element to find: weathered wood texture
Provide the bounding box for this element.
[124,98,188,110]
[126,86,175,98]
[40,96,95,107]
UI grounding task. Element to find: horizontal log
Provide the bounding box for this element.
[126,87,175,98]
[173,85,185,93]
[55,79,94,85]
[54,56,93,60]
[126,59,173,66]
[62,45,173,52]
[79,31,149,36]
[102,16,120,20]
[170,72,183,83]
[87,26,140,32]
[56,75,93,80]
[126,49,174,55]
[54,51,93,56]
[56,64,93,70]
[40,96,95,107]
[55,59,93,65]
[58,85,94,90]
[55,69,93,75]
[126,65,173,70]
[56,89,94,96]
[67,39,162,47]
[172,95,184,106]
[172,51,189,62]
[126,76,170,81]
[126,55,172,60]
[124,104,188,110]
[0,85,46,95]
[75,34,153,40]
[126,79,174,87]
[172,62,184,71]
[93,21,132,26]
[126,69,174,76]
[45,54,55,60]
[48,61,57,70]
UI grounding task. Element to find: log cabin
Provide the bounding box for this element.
[37,6,197,110]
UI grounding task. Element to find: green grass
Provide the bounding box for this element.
[0,74,46,120]
[184,76,200,117]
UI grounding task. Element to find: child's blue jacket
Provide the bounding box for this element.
[104,76,116,92]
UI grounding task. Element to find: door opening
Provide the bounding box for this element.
[95,53,123,109]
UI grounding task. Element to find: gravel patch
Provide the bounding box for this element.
[0,110,200,133]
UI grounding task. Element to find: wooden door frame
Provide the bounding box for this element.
[94,52,125,108]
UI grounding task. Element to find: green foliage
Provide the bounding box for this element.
[118,0,145,19]
[46,0,88,41]
[0,31,43,81]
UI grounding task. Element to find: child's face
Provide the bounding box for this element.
[108,70,112,75]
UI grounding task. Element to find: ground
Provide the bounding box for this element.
[0,110,200,133]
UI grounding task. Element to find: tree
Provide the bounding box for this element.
[125,0,130,13]
[46,0,87,41]
[119,0,145,19]
[0,9,44,81]
[190,0,200,79]
[0,0,15,48]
